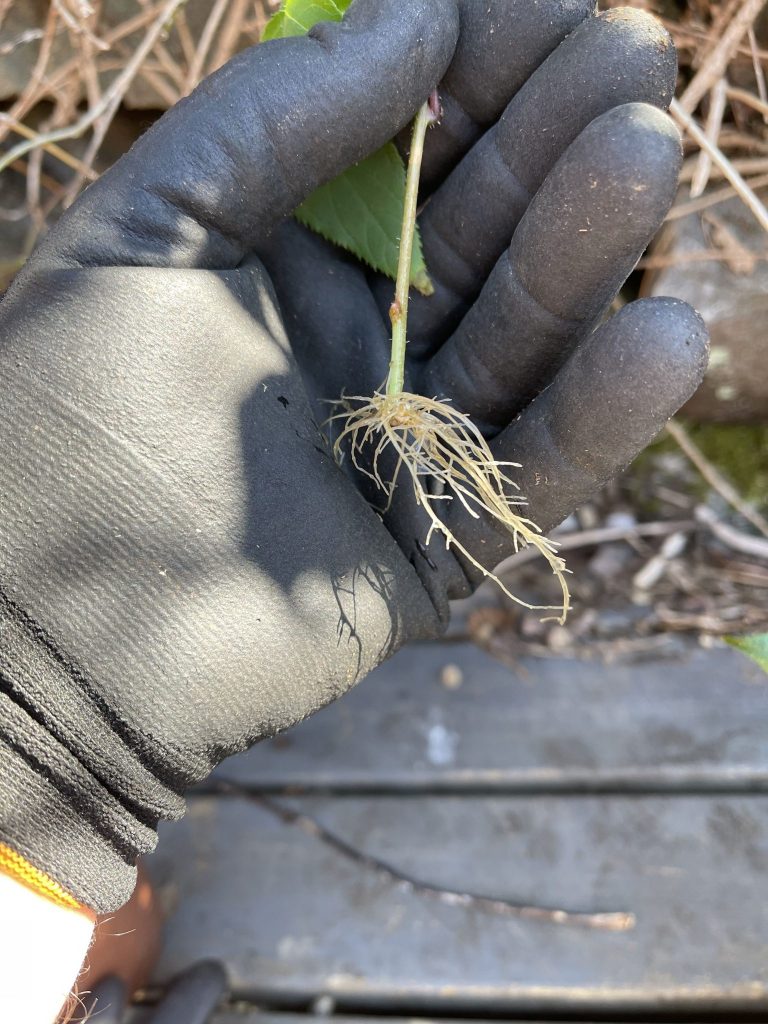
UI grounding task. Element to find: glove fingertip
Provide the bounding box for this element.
[598,6,678,107]
[602,296,710,416]
[511,295,710,514]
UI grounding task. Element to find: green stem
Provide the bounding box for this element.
[386,95,438,397]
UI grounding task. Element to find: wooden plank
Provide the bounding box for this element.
[147,793,768,1014]
[210,643,768,792]
[127,1015,702,1024]
[128,1014,709,1024]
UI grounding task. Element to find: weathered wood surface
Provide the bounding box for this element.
[149,791,768,1013]
[146,641,768,1016]
[210,642,768,792]
[128,1015,713,1024]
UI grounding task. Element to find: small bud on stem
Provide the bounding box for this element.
[427,89,442,122]
[332,95,571,623]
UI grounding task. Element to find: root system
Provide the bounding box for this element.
[331,390,571,623]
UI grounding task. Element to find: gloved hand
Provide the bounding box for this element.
[0,0,708,914]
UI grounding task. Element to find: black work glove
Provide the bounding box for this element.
[0,0,708,914]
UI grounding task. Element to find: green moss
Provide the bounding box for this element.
[629,422,768,514]
[683,423,768,510]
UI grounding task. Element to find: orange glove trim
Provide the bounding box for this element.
[0,841,83,911]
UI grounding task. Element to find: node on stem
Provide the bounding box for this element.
[331,93,571,623]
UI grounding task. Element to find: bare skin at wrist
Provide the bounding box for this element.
[78,862,163,1004]
[0,872,95,1023]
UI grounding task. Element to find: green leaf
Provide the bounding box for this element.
[262,0,352,40]
[296,143,433,295]
[726,633,768,674]
[262,0,433,294]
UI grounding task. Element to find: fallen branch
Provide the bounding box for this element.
[495,520,696,576]
[677,0,767,115]
[209,0,251,73]
[748,27,768,123]
[0,0,189,176]
[1,117,99,181]
[727,84,768,119]
[690,77,728,199]
[680,156,768,184]
[671,98,768,235]
[637,248,768,270]
[664,17,768,65]
[0,28,45,56]
[210,782,636,932]
[182,0,231,93]
[633,531,689,592]
[666,172,768,222]
[696,505,768,561]
[52,0,109,51]
[654,601,768,634]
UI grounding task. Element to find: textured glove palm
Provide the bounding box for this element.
[0,0,707,912]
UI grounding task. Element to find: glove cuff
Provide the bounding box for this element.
[0,586,185,912]
[0,841,86,912]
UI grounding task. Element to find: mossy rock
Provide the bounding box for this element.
[633,422,768,515]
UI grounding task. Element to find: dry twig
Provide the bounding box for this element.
[671,98,768,234]
[690,76,728,197]
[495,520,696,576]
[748,26,768,123]
[209,0,252,73]
[182,0,232,93]
[677,0,768,114]
[680,156,768,182]
[0,0,190,177]
[0,118,99,180]
[696,506,768,560]
[667,172,768,221]
[727,84,768,119]
[666,420,768,539]
[637,248,768,269]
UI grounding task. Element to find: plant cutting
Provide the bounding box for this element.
[327,93,571,622]
[264,0,432,292]
[265,3,571,623]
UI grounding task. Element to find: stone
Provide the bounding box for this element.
[642,194,768,422]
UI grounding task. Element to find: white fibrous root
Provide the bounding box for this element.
[330,390,571,624]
